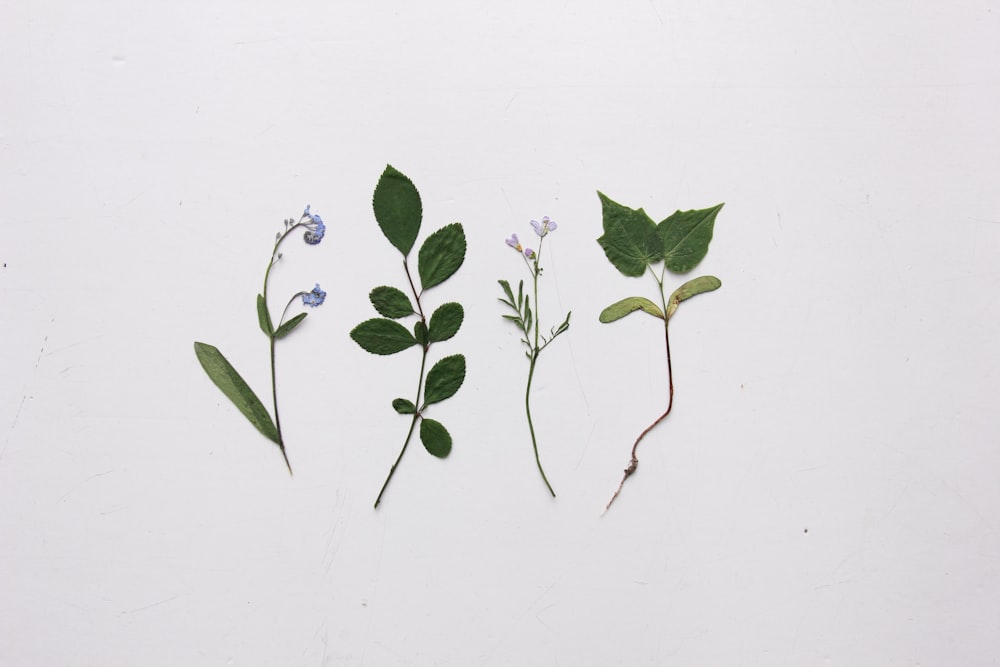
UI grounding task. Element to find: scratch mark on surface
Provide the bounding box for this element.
[119,595,178,615]
[10,395,28,429]
[58,469,114,502]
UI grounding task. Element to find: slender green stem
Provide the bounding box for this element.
[605,274,675,511]
[374,257,428,508]
[525,351,555,496]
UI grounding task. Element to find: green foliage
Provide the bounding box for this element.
[423,354,466,406]
[350,318,418,355]
[420,419,452,458]
[659,204,723,273]
[599,296,664,323]
[418,223,467,291]
[373,164,422,256]
[596,192,660,277]
[370,286,415,318]
[194,342,279,443]
[428,302,464,342]
[274,312,308,339]
[392,398,416,414]
[666,276,722,320]
[256,294,273,336]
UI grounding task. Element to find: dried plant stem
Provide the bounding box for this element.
[525,351,556,497]
[605,317,674,512]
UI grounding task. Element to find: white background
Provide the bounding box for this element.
[2,1,999,665]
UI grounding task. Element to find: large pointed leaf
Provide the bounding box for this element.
[350,318,418,355]
[599,296,664,323]
[256,294,273,337]
[370,285,415,319]
[666,275,722,319]
[428,302,464,342]
[373,165,422,256]
[418,223,466,291]
[658,203,723,273]
[596,192,660,277]
[423,354,466,405]
[193,342,278,443]
[420,418,452,458]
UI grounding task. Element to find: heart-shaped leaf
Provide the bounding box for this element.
[373,165,422,256]
[423,354,466,405]
[370,286,415,319]
[418,223,466,291]
[420,418,452,458]
[666,275,722,319]
[596,192,660,277]
[658,203,723,273]
[194,342,278,443]
[428,302,464,342]
[599,296,664,323]
[351,318,418,355]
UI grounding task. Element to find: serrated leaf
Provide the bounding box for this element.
[350,318,418,355]
[193,342,278,443]
[373,164,422,256]
[418,223,466,291]
[423,354,466,405]
[666,275,722,319]
[274,312,308,339]
[370,285,415,319]
[596,192,660,277]
[428,302,464,342]
[257,294,273,337]
[413,320,428,346]
[599,296,665,323]
[392,398,416,414]
[658,203,723,273]
[420,418,452,458]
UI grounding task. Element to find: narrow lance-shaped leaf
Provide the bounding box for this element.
[498,279,517,309]
[658,203,724,273]
[420,418,452,458]
[370,286,415,319]
[193,342,279,443]
[373,165,422,256]
[418,223,467,291]
[423,354,466,406]
[257,294,273,336]
[428,302,464,342]
[666,275,722,320]
[596,192,660,277]
[599,296,665,323]
[274,312,308,339]
[351,318,419,355]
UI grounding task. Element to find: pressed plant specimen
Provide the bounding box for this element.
[595,193,723,510]
[350,165,467,508]
[194,206,327,473]
[498,216,570,497]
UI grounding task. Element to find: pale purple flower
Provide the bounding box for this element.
[524,248,536,259]
[529,216,557,237]
[506,233,524,252]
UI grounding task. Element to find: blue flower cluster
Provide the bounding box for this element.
[302,205,326,245]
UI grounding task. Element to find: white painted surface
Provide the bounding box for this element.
[2,1,998,665]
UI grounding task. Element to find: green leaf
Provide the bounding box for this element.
[373,164,422,256]
[274,312,308,339]
[418,223,466,291]
[596,192,660,277]
[350,318,418,355]
[666,275,722,320]
[420,418,452,458]
[392,398,416,414]
[498,279,516,306]
[413,320,429,346]
[256,294,273,337]
[193,342,278,443]
[658,203,724,273]
[428,302,464,342]
[370,286,415,319]
[423,354,466,405]
[599,296,665,323]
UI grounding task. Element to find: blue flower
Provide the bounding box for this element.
[302,205,326,245]
[530,216,557,237]
[302,283,327,307]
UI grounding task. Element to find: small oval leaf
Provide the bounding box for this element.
[423,354,466,405]
[373,165,422,256]
[418,223,467,291]
[369,286,415,319]
[420,418,452,458]
[413,320,428,346]
[392,398,416,414]
[194,342,278,443]
[274,312,308,339]
[599,296,665,323]
[666,275,722,319]
[428,302,464,342]
[350,318,418,355]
